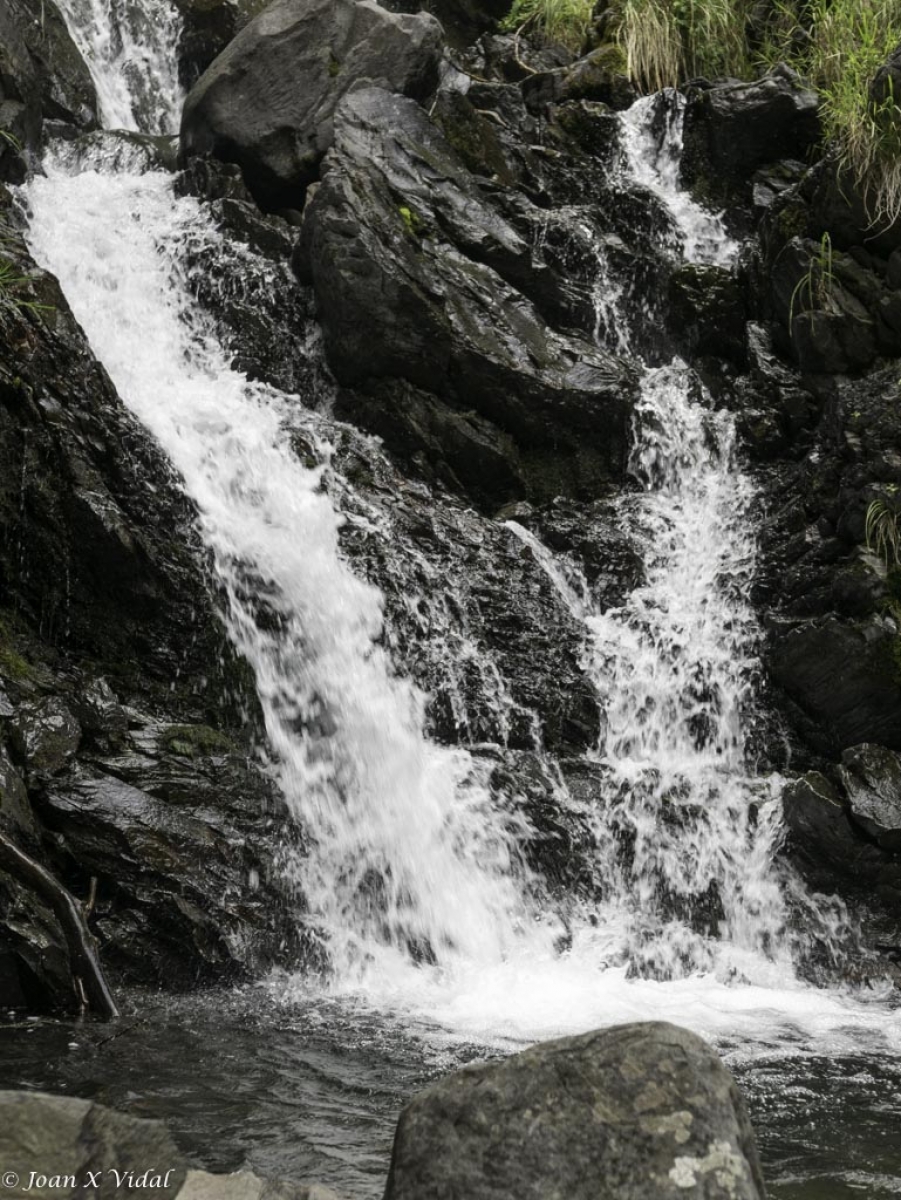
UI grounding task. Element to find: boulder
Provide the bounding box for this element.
[0,1091,343,1200]
[681,65,820,206]
[839,744,901,851]
[385,1022,765,1200]
[179,0,444,210]
[298,86,639,507]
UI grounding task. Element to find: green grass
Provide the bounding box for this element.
[867,489,901,566]
[500,0,595,51]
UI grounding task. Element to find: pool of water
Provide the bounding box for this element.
[2,987,900,1199]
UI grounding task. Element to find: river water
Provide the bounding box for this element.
[9,0,901,1195]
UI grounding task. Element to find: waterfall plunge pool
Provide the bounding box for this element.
[3,987,900,1199]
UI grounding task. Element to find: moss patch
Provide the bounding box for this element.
[160,723,234,758]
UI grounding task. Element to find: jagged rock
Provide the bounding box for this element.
[522,44,636,113]
[385,1022,766,1200]
[0,0,98,178]
[0,1091,344,1200]
[179,0,444,210]
[681,66,820,207]
[298,86,639,507]
[769,236,878,373]
[840,744,901,851]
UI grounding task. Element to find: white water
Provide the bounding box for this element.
[619,91,738,267]
[22,5,901,1058]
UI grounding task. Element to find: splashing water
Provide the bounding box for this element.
[21,0,901,1056]
[619,91,738,267]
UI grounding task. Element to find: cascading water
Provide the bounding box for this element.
[20,0,901,1056]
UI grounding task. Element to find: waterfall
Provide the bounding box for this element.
[21,0,899,1050]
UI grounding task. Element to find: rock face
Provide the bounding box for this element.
[385,1022,766,1200]
[0,0,98,179]
[0,185,296,1010]
[180,0,444,210]
[298,86,639,508]
[0,1091,343,1200]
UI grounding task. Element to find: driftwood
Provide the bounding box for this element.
[0,830,118,1020]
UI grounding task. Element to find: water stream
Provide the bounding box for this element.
[10,1,901,1195]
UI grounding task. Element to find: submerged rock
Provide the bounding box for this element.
[385,1022,765,1200]
[180,0,443,210]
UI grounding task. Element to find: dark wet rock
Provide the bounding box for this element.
[331,436,601,753]
[35,715,297,988]
[299,87,639,507]
[668,263,747,366]
[385,0,509,48]
[767,616,901,755]
[522,44,636,114]
[0,0,98,177]
[180,0,444,211]
[782,771,867,873]
[0,744,35,841]
[681,66,820,209]
[0,1091,345,1200]
[840,744,901,851]
[385,1022,765,1200]
[0,190,298,1009]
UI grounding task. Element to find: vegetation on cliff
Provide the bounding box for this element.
[503,0,901,221]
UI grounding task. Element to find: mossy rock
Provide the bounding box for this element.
[160,723,234,758]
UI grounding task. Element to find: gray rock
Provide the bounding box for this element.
[180,0,443,210]
[0,1092,342,1200]
[384,1021,765,1200]
[840,744,901,851]
[782,771,865,871]
[299,86,639,507]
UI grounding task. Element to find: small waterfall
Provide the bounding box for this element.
[619,91,738,267]
[55,0,183,133]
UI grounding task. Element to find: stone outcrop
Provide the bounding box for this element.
[179,0,443,210]
[385,1022,766,1200]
